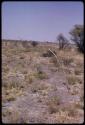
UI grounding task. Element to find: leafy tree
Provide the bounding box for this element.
[57,33,69,50]
[69,24,84,53]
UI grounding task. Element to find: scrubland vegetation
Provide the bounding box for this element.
[2,36,84,123]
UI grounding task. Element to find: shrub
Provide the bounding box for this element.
[34,72,48,79]
[42,50,56,57]
[69,24,84,53]
[6,94,16,101]
[61,57,73,66]
[21,41,30,48]
[74,68,81,75]
[35,65,48,79]
[31,41,38,47]
[3,73,25,89]
[31,82,48,93]
[57,33,69,50]
[67,75,79,85]
[25,73,35,84]
[28,75,34,83]
[50,57,60,67]
[47,95,60,114]
[2,108,29,123]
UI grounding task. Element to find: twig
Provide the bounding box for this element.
[49,48,60,66]
[49,48,65,74]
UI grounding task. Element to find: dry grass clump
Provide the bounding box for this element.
[74,67,83,75]
[21,41,30,49]
[80,95,84,102]
[25,73,36,84]
[25,67,48,84]
[2,108,29,123]
[50,57,60,67]
[67,108,78,117]
[19,56,25,59]
[67,75,77,85]
[55,110,82,123]
[2,65,9,73]
[74,101,84,110]
[5,94,16,102]
[66,74,82,85]
[31,82,49,93]
[61,57,73,66]
[50,53,73,69]
[47,95,61,114]
[33,65,48,79]
[9,73,25,86]
[28,75,34,83]
[2,87,24,103]
[61,101,83,111]
[42,50,56,57]
[56,103,84,123]
[34,72,48,79]
[2,72,25,103]
[50,67,58,72]
[22,48,31,52]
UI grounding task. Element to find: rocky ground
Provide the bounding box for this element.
[2,40,84,123]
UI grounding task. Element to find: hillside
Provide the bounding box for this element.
[2,40,84,123]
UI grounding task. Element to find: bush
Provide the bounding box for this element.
[57,33,69,50]
[34,71,48,80]
[69,24,84,53]
[47,95,60,114]
[31,41,38,47]
[33,65,48,79]
[50,57,60,67]
[67,75,79,85]
[42,50,56,57]
[61,57,73,66]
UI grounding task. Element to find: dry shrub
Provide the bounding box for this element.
[67,75,79,85]
[2,108,29,123]
[3,73,25,89]
[31,41,38,47]
[61,57,73,66]
[2,87,24,103]
[31,82,48,93]
[74,68,82,75]
[42,50,56,57]
[34,72,48,79]
[5,94,16,102]
[2,65,9,73]
[33,65,49,79]
[47,95,61,114]
[50,57,60,67]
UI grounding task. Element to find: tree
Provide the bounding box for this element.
[69,24,84,53]
[57,33,69,50]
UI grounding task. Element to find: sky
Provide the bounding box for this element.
[2,1,84,42]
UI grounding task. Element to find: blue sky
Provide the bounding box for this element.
[2,2,83,42]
